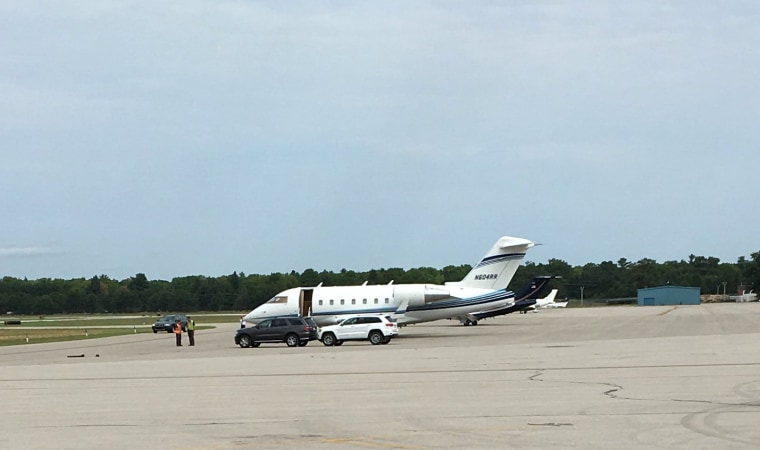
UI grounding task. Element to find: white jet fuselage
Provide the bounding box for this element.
[245,284,515,327]
[244,235,534,327]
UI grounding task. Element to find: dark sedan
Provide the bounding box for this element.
[152,314,188,333]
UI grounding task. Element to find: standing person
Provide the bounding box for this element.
[240,315,246,329]
[186,316,195,346]
[174,319,182,346]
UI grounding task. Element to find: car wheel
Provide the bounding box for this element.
[298,340,308,347]
[321,332,336,346]
[152,329,157,334]
[238,335,252,348]
[285,333,299,347]
[369,331,384,345]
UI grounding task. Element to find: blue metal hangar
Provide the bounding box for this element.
[637,286,700,306]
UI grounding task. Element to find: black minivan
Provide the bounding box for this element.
[235,317,319,348]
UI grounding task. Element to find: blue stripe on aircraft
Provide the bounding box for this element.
[311,307,397,317]
[249,314,300,321]
[473,253,525,269]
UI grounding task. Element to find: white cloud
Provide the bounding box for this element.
[0,246,62,257]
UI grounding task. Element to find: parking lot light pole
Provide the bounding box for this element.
[580,286,585,307]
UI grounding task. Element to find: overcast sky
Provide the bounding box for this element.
[1,1,758,281]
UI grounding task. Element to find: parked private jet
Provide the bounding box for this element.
[456,275,558,325]
[243,235,535,327]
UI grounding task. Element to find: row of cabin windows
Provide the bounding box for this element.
[317,298,390,306]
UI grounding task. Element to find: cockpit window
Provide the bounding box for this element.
[266,296,288,304]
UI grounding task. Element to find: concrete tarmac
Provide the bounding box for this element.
[1,303,760,449]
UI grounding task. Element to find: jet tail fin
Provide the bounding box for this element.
[512,275,558,301]
[457,236,534,290]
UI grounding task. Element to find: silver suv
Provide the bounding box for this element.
[318,315,399,346]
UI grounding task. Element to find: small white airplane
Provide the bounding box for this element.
[728,290,758,302]
[243,235,535,327]
[521,289,568,313]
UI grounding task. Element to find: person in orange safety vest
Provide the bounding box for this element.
[174,319,182,347]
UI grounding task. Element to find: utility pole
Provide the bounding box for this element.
[566,282,594,306]
[580,286,585,307]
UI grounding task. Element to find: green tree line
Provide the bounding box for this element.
[1,251,759,315]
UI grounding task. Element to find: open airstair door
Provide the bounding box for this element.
[299,289,313,317]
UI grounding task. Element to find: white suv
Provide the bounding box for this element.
[319,315,399,346]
